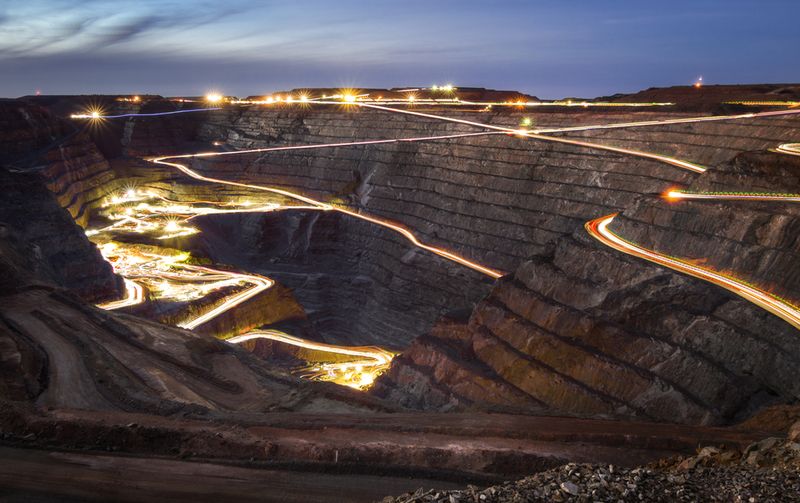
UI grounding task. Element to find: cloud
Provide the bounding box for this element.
[0,0,253,57]
[1,1,798,99]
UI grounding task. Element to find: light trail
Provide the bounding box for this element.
[776,143,800,157]
[294,100,800,175]
[71,108,221,120]
[96,238,274,330]
[236,96,674,108]
[150,131,507,279]
[86,191,319,240]
[534,108,800,134]
[97,278,145,310]
[665,190,800,203]
[336,101,709,173]
[136,100,800,327]
[586,214,800,331]
[84,129,503,389]
[161,131,505,160]
[663,144,800,203]
[85,93,800,388]
[227,329,395,389]
[725,101,800,107]
[176,265,274,330]
[81,97,800,179]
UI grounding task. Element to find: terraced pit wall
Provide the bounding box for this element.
[28,102,800,426]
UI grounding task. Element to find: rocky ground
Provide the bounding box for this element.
[383,426,800,502]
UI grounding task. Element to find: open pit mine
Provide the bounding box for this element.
[1,84,799,501]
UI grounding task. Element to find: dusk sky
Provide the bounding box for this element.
[2,0,799,99]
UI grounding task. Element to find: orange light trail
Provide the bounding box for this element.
[586,214,800,331]
[86,130,505,390]
[150,132,507,279]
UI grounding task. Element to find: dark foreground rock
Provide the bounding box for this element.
[382,436,800,503]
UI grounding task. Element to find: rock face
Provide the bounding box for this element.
[183,105,800,425]
[371,112,800,425]
[0,170,120,302]
[0,101,122,227]
[0,287,377,414]
[5,93,800,496]
[18,97,800,427]
[190,108,703,347]
[0,102,123,302]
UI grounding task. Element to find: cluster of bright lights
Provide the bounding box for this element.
[239,93,314,105]
[303,361,385,389]
[91,192,280,329]
[92,188,393,387]
[224,91,673,109]
[205,93,224,103]
[96,241,265,324]
[90,189,198,239]
[431,84,455,92]
[89,188,289,241]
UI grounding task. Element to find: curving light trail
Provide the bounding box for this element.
[82,178,423,385]
[586,214,800,330]
[150,132,507,278]
[97,278,145,310]
[227,329,395,389]
[95,239,273,330]
[322,99,800,332]
[88,130,512,386]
